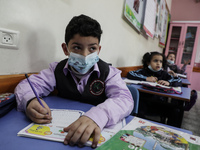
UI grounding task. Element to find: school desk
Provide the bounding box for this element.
[129,84,191,128]
[130,84,191,102]
[0,96,192,150]
[181,78,191,87]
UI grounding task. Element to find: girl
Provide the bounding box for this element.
[127,51,182,87]
[127,51,182,127]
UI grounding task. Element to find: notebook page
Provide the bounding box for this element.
[49,109,84,127]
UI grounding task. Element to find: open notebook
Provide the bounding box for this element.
[17,109,126,147]
[123,78,182,94]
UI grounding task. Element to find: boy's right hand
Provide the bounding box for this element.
[26,98,52,124]
[146,76,158,82]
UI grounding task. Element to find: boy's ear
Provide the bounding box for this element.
[61,43,69,56]
[98,45,101,55]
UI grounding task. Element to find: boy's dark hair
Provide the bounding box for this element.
[142,51,167,69]
[65,14,103,45]
[167,53,176,58]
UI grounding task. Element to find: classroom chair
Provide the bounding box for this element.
[127,84,140,116]
[184,90,197,111]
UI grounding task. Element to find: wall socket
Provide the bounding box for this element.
[0,28,20,49]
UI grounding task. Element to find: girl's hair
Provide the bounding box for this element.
[142,51,166,69]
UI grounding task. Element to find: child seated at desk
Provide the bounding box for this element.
[127,51,182,87]
[127,51,182,127]
[14,14,133,148]
[165,53,190,77]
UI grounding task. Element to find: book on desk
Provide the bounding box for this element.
[123,78,182,94]
[17,109,126,147]
[96,117,200,150]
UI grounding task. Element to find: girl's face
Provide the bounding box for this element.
[149,55,163,71]
[167,54,175,62]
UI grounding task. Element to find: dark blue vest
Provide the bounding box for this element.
[54,59,109,106]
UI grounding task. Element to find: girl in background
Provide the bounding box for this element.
[127,51,182,127]
[127,51,182,87]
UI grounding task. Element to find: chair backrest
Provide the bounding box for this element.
[127,84,139,116]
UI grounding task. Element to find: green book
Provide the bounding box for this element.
[96,117,200,150]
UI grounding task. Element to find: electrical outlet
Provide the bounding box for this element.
[0,28,20,49]
[2,33,13,45]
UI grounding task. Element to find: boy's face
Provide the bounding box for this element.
[149,55,163,71]
[167,54,175,62]
[62,34,101,57]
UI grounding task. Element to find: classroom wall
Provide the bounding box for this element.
[171,0,200,21]
[0,0,171,75]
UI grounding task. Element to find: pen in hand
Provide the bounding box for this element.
[25,74,45,108]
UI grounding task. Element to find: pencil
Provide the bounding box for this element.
[25,74,45,108]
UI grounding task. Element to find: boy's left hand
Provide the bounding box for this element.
[63,116,101,148]
[168,70,177,77]
[157,80,170,86]
[184,59,191,65]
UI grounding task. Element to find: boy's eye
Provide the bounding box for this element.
[90,47,97,51]
[73,46,81,50]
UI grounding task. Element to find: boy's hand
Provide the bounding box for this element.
[146,76,158,82]
[168,70,177,77]
[184,59,191,65]
[26,98,52,124]
[63,116,101,148]
[157,80,170,86]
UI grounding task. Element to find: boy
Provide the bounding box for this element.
[165,53,190,77]
[14,14,134,148]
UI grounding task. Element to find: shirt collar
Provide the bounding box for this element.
[63,61,100,78]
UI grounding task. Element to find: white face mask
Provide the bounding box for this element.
[167,59,174,64]
[148,65,162,72]
[68,51,99,74]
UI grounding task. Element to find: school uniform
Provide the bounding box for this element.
[127,68,182,87]
[15,59,133,130]
[165,62,186,74]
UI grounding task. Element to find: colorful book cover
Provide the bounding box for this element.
[17,109,126,147]
[96,117,200,150]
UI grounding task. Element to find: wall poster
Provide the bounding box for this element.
[143,0,157,38]
[124,0,146,32]
[158,0,170,48]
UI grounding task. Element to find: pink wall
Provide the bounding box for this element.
[190,72,200,91]
[171,0,200,21]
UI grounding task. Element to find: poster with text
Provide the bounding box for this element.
[143,0,157,38]
[124,0,146,32]
[159,1,170,48]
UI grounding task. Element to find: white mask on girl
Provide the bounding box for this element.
[148,65,162,72]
